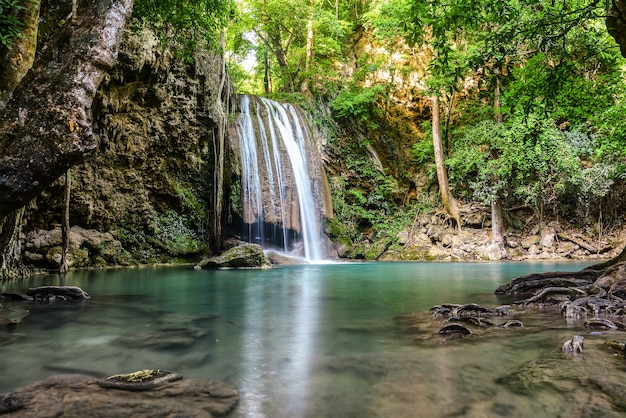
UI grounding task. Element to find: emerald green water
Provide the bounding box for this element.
[3,261,625,417]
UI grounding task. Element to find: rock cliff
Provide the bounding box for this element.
[23,26,234,268]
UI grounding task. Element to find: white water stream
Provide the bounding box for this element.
[236,95,324,262]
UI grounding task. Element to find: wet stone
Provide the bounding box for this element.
[438,323,472,335]
[0,372,239,417]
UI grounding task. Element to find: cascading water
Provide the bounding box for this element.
[235,95,328,262]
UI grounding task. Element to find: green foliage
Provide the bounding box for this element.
[227,0,371,95]
[363,0,413,47]
[331,84,388,130]
[226,0,626,237]
[328,140,409,248]
[448,116,585,218]
[117,209,205,263]
[579,162,615,200]
[132,0,232,59]
[410,122,435,166]
[589,87,626,166]
[504,51,623,124]
[153,209,205,255]
[0,0,24,49]
[173,181,206,226]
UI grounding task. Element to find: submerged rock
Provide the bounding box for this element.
[584,318,620,330]
[0,304,29,330]
[429,303,510,318]
[448,316,495,327]
[0,373,238,417]
[438,323,472,335]
[116,327,208,349]
[500,319,524,328]
[605,340,626,354]
[452,303,497,317]
[1,286,90,302]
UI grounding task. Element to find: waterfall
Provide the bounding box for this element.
[235,95,326,262]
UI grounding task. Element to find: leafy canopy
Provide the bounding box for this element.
[132,0,233,57]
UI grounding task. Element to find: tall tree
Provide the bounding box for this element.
[0,0,134,219]
[431,94,461,228]
[0,207,27,280]
[301,0,316,98]
[485,68,507,259]
[0,0,41,108]
[403,0,476,228]
[0,0,43,279]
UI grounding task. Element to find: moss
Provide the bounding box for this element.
[153,209,206,256]
[105,369,161,383]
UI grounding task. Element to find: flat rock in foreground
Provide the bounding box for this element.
[0,373,238,417]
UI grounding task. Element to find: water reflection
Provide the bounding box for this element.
[3,261,616,418]
[240,268,319,417]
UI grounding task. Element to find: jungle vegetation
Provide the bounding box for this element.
[223,0,626,252]
[1,0,625,269]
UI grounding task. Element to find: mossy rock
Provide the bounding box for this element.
[196,243,271,269]
[98,369,182,391]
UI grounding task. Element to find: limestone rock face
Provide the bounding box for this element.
[22,226,127,268]
[25,26,233,265]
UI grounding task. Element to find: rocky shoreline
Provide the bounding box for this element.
[19,219,623,272]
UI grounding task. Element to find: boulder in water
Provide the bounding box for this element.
[0,372,238,417]
[195,243,271,269]
[264,250,308,265]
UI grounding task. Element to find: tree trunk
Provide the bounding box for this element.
[0,0,41,108]
[0,208,28,281]
[486,72,507,259]
[443,90,455,154]
[301,0,315,99]
[431,95,462,229]
[0,0,134,219]
[267,31,295,92]
[607,0,626,57]
[60,169,71,274]
[494,72,503,123]
[263,51,272,94]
